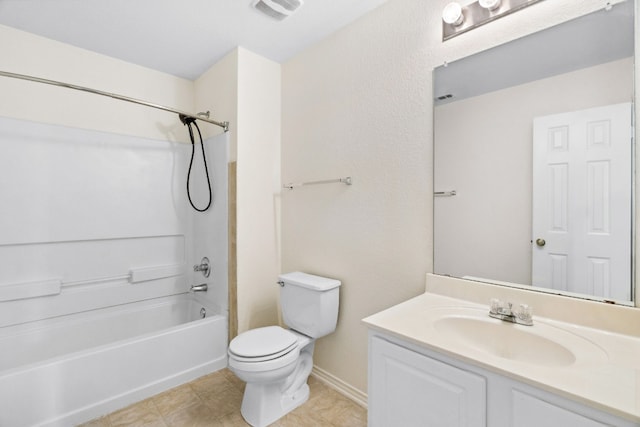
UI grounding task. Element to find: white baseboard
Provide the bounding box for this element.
[311,365,368,409]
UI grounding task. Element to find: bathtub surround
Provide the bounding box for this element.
[0,116,229,426]
[0,117,228,323]
[0,24,226,327]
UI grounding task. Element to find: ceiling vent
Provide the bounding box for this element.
[252,0,304,21]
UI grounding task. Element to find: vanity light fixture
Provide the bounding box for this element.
[479,0,501,11]
[442,2,464,26]
[443,0,544,41]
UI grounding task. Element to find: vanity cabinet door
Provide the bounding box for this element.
[369,336,486,427]
[510,388,622,427]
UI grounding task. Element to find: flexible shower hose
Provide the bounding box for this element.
[182,116,213,212]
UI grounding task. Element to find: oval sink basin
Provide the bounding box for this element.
[435,316,575,366]
[429,308,608,367]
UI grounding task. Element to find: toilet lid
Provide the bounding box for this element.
[229,326,298,360]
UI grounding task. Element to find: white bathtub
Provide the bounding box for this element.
[0,294,228,427]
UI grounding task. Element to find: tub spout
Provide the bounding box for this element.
[191,283,208,292]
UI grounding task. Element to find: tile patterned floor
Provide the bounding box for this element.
[79,369,367,427]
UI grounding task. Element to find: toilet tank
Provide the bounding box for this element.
[279,272,341,338]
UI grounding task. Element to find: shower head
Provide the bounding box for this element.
[252,0,304,21]
[179,114,196,125]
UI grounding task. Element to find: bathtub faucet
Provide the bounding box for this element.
[191,283,208,292]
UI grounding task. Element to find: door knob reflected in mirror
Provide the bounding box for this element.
[535,238,546,247]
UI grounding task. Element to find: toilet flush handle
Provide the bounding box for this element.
[277,281,285,287]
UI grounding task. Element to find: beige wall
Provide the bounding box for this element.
[281,0,432,395]
[197,48,282,335]
[281,0,626,395]
[236,48,282,333]
[0,25,194,142]
[195,49,239,151]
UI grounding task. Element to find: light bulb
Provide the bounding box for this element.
[479,0,501,11]
[442,2,464,26]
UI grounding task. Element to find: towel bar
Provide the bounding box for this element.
[283,176,352,190]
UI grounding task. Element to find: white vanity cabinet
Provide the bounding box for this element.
[368,332,637,427]
[369,335,486,426]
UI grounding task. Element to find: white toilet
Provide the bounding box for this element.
[227,271,341,427]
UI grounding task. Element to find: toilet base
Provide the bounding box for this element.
[231,334,316,427]
[240,381,310,427]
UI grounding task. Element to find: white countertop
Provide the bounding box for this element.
[363,291,640,423]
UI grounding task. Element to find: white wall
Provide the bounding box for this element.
[281,0,628,395]
[434,58,633,285]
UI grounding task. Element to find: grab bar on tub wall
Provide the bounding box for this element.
[64,263,186,286]
[0,279,62,302]
[129,264,185,283]
[0,263,186,301]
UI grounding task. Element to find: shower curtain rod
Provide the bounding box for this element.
[0,70,229,132]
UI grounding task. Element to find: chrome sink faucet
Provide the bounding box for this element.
[489,298,533,326]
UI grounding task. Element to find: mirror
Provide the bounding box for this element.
[433,1,635,304]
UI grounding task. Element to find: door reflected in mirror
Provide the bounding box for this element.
[433,2,635,304]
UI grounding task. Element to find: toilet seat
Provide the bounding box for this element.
[229,326,298,363]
